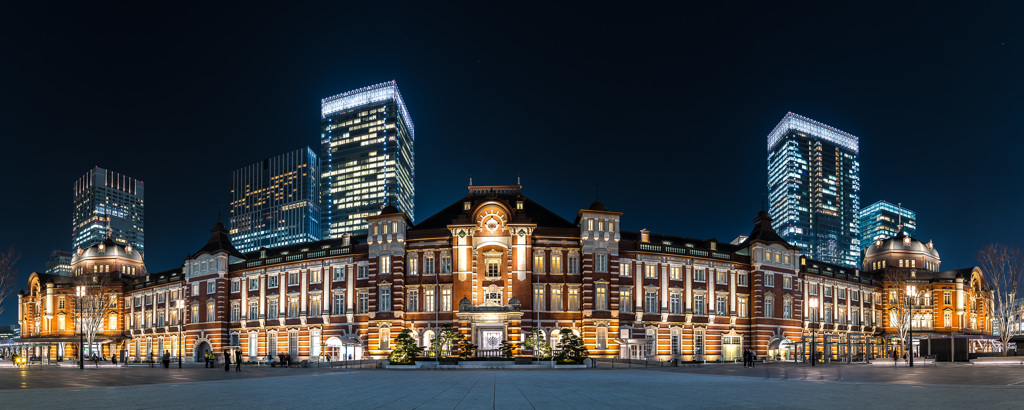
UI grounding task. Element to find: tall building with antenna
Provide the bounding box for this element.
[72,167,145,252]
[320,81,415,237]
[767,112,860,268]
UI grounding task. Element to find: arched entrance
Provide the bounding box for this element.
[767,336,794,361]
[325,337,343,361]
[194,341,212,362]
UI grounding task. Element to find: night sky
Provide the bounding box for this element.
[2,2,1022,324]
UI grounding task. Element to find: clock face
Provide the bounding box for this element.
[486,218,499,232]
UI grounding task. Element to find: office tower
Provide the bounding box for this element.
[320,80,415,238]
[72,167,145,252]
[229,147,322,254]
[44,250,73,276]
[860,200,916,245]
[767,112,860,268]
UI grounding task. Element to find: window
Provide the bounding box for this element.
[838,289,846,299]
[738,297,748,317]
[268,299,279,319]
[486,260,500,278]
[852,290,859,301]
[596,284,608,310]
[190,305,198,324]
[620,262,632,277]
[694,330,705,355]
[644,327,656,356]
[289,332,298,357]
[231,303,240,322]
[670,292,682,314]
[249,300,258,320]
[231,279,240,293]
[358,265,369,279]
[269,275,279,288]
[568,287,580,311]
[824,305,832,323]
[765,297,774,318]
[206,302,215,322]
[783,299,792,319]
[568,255,579,274]
[716,295,726,315]
[249,333,258,357]
[671,329,680,355]
[379,256,391,274]
[358,293,369,314]
[534,254,545,274]
[332,293,345,315]
[333,267,345,281]
[670,266,681,280]
[311,330,321,358]
[59,297,65,309]
[944,291,952,305]
[551,254,561,274]
[207,281,215,294]
[268,333,278,356]
[694,294,706,315]
[620,288,632,313]
[310,294,322,315]
[405,289,417,311]
[694,268,706,282]
[764,273,774,287]
[533,287,545,312]
[597,326,608,350]
[440,255,452,274]
[823,286,832,297]
[408,258,418,276]
[441,288,452,311]
[288,296,299,318]
[852,308,859,325]
[550,286,562,311]
[288,272,299,286]
[646,264,658,279]
[738,272,748,286]
[596,254,607,272]
[944,310,952,327]
[379,287,391,312]
[716,270,727,284]
[809,284,817,295]
[838,307,846,324]
[783,276,793,290]
[249,278,259,291]
[424,256,435,275]
[425,289,436,312]
[310,268,321,283]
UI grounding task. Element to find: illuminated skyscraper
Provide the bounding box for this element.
[767,112,860,268]
[44,250,73,276]
[860,200,916,246]
[229,147,322,254]
[320,81,415,237]
[72,167,144,252]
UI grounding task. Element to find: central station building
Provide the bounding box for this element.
[18,184,994,363]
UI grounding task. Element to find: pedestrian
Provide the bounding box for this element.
[163,351,171,368]
[750,350,757,368]
[742,349,749,368]
[235,349,242,372]
[112,354,117,366]
[892,350,898,367]
[93,353,99,368]
[224,349,231,371]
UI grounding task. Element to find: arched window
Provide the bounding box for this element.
[422,330,435,349]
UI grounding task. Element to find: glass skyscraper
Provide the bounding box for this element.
[860,200,916,245]
[767,112,860,268]
[229,147,322,254]
[72,167,144,252]
[320,81,415,238]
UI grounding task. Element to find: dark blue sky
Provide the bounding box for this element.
[2,2,1022,324]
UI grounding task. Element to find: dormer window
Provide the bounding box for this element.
[516,201,523,210]
[640,229,649,242]
[464,201,471,211]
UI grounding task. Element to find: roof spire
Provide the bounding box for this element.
[596,183,600,202]
[897,202,903,235]
[517,172,520,186]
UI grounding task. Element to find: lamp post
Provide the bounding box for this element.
[809,297,818,366]
[76,285,85,370]
[176,299,185,368]
[906,285,915,368]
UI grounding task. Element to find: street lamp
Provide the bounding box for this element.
[906,285,915,368]
[76,285,85,370]
[809,297,818,367]
[176,299,185,368]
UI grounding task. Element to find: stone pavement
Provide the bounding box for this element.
[1,364,1023,409]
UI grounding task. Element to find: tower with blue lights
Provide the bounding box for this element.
[320,81,415,238]
[767,112,860,268]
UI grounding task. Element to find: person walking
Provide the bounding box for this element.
[235,349,242,372]
[162,352,171,368]
[892,350,898,367]
[92,353,99,368]
[750,349,757,368]
[742,349,749,368]
[224,349,231,371]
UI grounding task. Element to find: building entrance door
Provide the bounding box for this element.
[481,330,503,351]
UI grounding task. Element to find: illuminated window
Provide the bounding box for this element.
[206,302,215,322]
[441,288,452,311]
[765,297,774,318]
[716,295,727,315]
[646,264,657,278]
[620,288,632,313]
[550,286,562,311]
[596,284,607,310]
[424,288,436,312]
[670,266,681,280]
[379,256,391,274]
[551,254,561,274]
[486,260,500,278]
[534,254,545,274]
[620,262,632,277]
[310,294,322,315]
[440,255,451,274]
[739,297,749,318]
[533,286,545,311]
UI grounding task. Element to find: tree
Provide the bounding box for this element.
[388,329,423,364]
[0,247,18,318]
[978,244,1023,356]
[555,328,589,364]
[884,267,922,355]
[73,271,116,358]
[456,338,477,360]
[499,339,516,359]
[522,329,551,359]
[429,324,462,358]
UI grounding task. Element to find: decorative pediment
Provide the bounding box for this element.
[483,250,503,258]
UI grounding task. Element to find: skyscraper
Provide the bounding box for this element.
[320,81,415,238]
[44,250,73,276]
[767,112,860,268]
[860,200,916,245]
[229,147,322,254]
[72,167,144,252]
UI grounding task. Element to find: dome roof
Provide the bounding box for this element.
[379,204,400,215]
[72,238,144,264]
[864,232,940,260]
[587,201,607,211]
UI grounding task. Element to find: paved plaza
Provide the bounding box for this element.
[2,363,1024,409]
